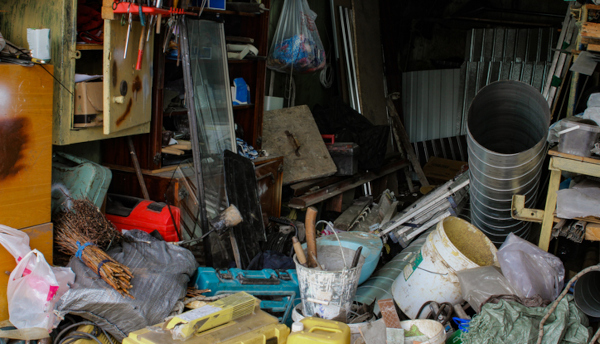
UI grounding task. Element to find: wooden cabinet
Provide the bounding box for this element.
[0,64,53,229]
[102,2,270,171]
[0,0,154,145]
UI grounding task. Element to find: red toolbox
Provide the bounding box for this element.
[105,194,180,242]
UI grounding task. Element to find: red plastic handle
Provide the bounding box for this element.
[321,134,335,144]
[112,2,197,17]
[136,50,143,70]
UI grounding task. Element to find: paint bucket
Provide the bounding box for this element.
[391,216,498,319]
[400,320,446,344]
[573,269,600,318]
[294,247,362,322]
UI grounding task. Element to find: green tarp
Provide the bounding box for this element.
[462,295,590,344]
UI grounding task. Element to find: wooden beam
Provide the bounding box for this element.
[386,93,429,187]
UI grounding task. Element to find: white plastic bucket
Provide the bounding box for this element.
[294,251,362,322]
[392,216,498,319]
[400,319,446,344]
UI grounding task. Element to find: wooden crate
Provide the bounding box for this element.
[0,222,54,321]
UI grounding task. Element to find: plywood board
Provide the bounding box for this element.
[0,64,53,229]
[0,223,54,321]
[262,105,337,184]
[103,19,154,134]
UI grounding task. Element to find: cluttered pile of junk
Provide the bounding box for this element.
[4,1,600,344]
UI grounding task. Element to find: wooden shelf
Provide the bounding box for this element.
[233,104,254,110]
[76,44,103,50]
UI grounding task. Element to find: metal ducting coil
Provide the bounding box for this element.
[467,81,549,244]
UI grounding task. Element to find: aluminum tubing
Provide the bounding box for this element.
[467,81,549,243]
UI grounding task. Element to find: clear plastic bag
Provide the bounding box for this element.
[267,0,326,73]
[457,266,518,313]
[0,225,74,331]
[497,233,565,301]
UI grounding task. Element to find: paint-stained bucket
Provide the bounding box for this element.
[391,216,498,319]
[399,320,446,344]
[294,248,362,323]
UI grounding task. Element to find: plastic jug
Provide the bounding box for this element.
[287,317,351,344]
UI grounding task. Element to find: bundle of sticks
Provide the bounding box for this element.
[54,199,122,250]
[55,225,134,298]
[54,199,133,298]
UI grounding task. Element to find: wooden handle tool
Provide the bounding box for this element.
[305,206,318,268]
[292,236,307,266]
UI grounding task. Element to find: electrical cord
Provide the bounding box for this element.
[54,321,115,344]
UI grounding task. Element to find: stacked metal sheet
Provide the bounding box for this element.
[467,81,550,244]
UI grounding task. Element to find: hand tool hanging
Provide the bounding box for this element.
[135,0,147,70]
[124,2,133,59]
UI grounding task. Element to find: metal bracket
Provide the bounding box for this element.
[511,194,544,223]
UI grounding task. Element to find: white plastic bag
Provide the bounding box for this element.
[267,0,326,73]
[0,224,32,262]
[0,224,75,331]
[497,233,565,301]
[457,266,518,313]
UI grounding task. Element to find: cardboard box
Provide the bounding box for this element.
[0,222,54,321]
[423,156,468,183]
[74,81,103,127]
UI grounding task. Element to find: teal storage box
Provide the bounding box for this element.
[51,152,112,214]
[193,268,300,325]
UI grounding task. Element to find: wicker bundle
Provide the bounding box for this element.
[54,199,122,250]
[54,199,133,298]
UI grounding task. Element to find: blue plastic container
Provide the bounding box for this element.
[304,231,383,285]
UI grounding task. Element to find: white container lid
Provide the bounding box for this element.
[291,322,304,332]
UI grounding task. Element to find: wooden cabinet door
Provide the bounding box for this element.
[103,19,154,134]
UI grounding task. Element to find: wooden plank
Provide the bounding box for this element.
[551,156,600,177]
[255,157,284,220]
[350,0,387,125]
[585,223,600,241]
[0,64,53,229]
[386,94,429,187]
[334,196,373,231]
[290,176,346,196]
[581,22,600,45]
[548,147,600,165]
[103,18,154,134]
[539,169,562,251]
[326,194,344,212]
[289,159,408,209]
[0,223,53,321]
[262,105,338,184]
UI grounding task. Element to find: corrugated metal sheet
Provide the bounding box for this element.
[465,28,555,63]
[402,69,462,143]
[401,27,558,144]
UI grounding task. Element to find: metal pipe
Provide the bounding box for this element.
[467,80,549,244]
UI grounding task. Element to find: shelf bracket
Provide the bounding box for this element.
[511,194,544,223]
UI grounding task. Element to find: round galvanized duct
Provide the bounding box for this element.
[574,270,600,318]
[467,81,549,244]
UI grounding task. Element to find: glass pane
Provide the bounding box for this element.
[186,19,236,219]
